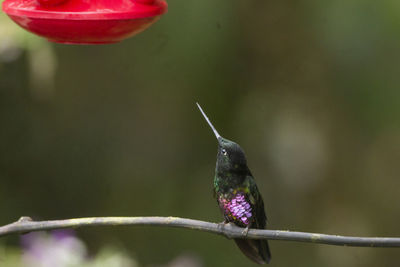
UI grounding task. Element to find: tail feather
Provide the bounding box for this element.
[234,239,271,264]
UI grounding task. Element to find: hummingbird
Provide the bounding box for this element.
[197,103,271,264]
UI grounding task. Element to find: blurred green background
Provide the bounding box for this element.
[1,0,400,266]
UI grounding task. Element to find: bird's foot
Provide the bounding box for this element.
[217,221,231,231]
[241,226,250,238]
[218,222,236,239]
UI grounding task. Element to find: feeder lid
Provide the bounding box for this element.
[2,0,167,20]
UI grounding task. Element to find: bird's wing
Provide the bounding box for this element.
[246,175,267,228]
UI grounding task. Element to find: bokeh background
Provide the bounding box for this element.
[1,0,400,266]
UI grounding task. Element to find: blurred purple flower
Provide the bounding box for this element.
[21,230,87,267]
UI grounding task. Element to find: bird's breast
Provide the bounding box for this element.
[218,191,253,226]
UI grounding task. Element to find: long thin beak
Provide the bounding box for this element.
[196,103,221,140]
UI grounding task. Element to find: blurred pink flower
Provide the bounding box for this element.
[21,230,87,267]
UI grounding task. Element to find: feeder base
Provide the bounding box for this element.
[8,15,160,44]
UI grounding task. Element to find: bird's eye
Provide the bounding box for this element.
[221,148,227,155]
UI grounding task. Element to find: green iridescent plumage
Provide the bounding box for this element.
[197,103,271,264]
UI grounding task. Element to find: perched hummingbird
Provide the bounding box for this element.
[197,103,271,264]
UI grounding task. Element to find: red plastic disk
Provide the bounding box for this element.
[2,0,167,44]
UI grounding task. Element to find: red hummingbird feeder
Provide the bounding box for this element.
[2,0,167,44]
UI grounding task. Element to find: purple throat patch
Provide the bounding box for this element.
[221,192,252,225]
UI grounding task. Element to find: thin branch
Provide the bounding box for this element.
[0,216,399,247]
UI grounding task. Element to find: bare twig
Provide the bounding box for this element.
[0,216,399,247]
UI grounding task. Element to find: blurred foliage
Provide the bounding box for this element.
[2,0,400,266]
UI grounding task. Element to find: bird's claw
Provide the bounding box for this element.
[218,222,237,239]
[241,226,250,238]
